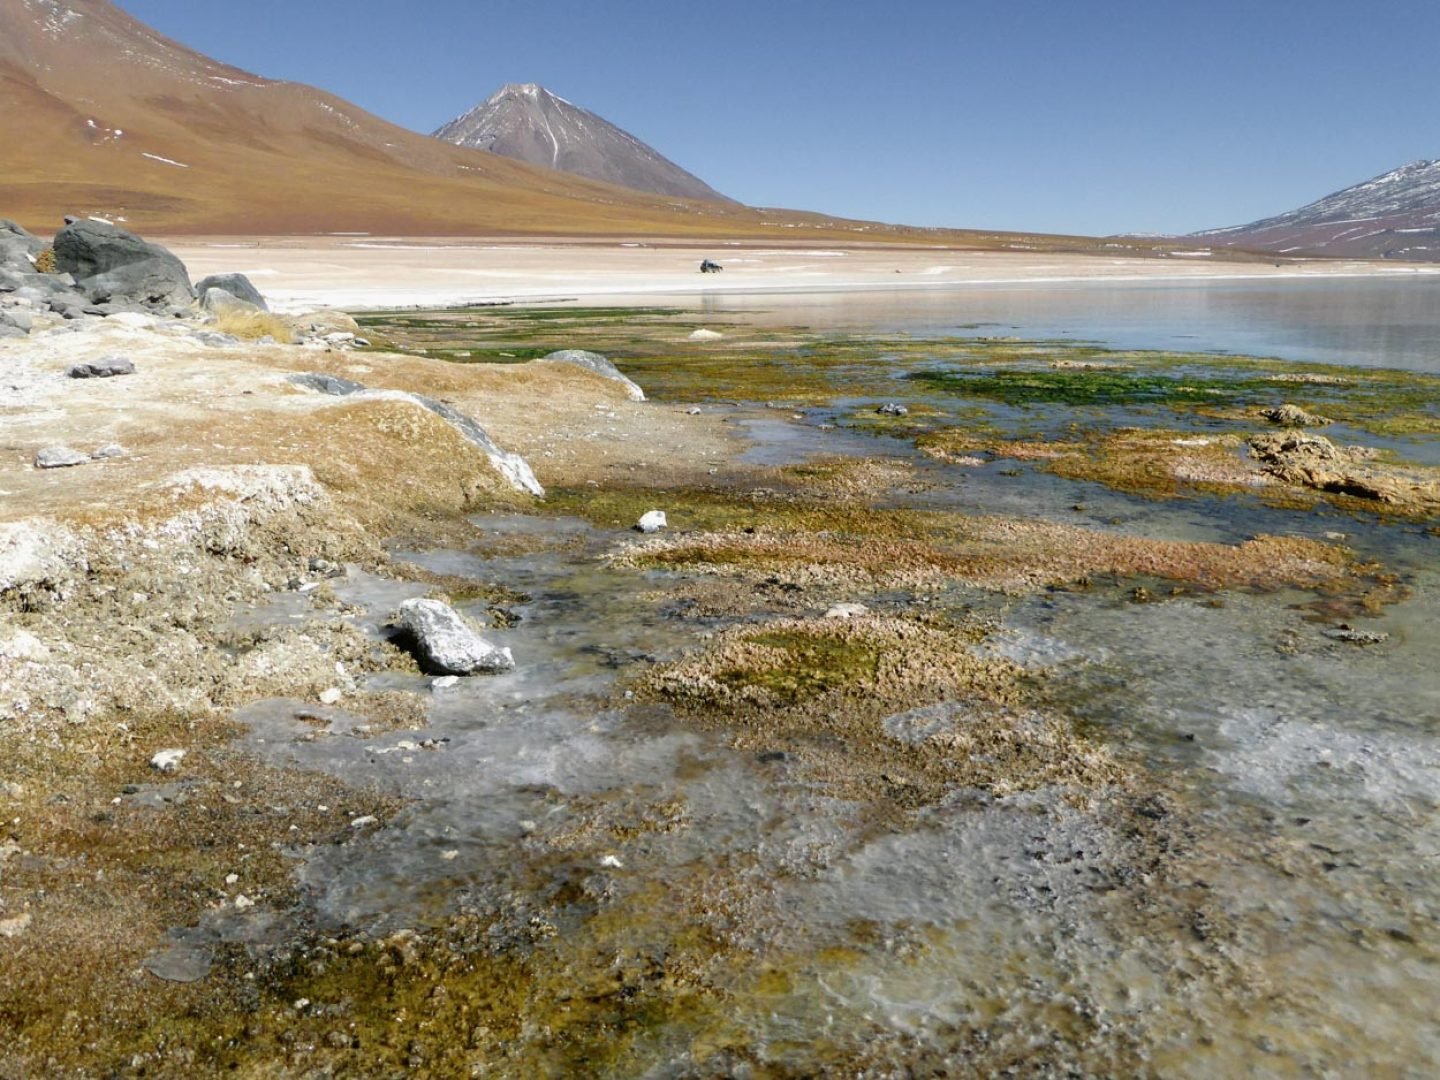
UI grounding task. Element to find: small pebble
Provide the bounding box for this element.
[318,688,343,705]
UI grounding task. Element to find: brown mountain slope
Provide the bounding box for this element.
[0,0,789,236]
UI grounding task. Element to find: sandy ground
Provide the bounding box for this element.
[163,237,1434,312]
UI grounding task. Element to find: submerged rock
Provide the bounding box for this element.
[539,349,646,401]
[1262,402,1332,427]
[393,598,515,676]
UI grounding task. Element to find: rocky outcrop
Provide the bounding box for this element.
[392,598,514,675]
[1248,431,1440,510]
[285,372,545,497]
[53,218,194,311]
[538,350,645,402]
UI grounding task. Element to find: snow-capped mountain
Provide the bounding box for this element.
[434,84,732,203]
[1193,160,1440,261]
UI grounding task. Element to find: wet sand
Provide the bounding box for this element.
[162,236,1428,312]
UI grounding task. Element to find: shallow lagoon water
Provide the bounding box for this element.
[224,279,1440,1074]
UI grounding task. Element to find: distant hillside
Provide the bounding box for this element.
[1193,160,1440,261]
[435,83,732,203]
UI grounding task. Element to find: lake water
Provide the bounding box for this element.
[225,278,1439,1075]
[665,275,1440,371]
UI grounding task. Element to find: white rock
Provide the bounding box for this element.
[394,598,515,676]
[0,913,32,938]
[600,855,625,869]
[824,603,870,619]
[688,329,724,342]
[349,815,379,829]
[318,688,343,705]
[0,630,50,663]
[636,511,668,534]
[224,873,239,886]
[150,749,186,773]
[432,675,461,691]
[233,894,255,910]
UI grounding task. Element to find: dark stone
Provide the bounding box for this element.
[81,257,193,309]
[68,355,135,379]
[287,372,366,396]
[195,272,268,311]
[52,219,193,310]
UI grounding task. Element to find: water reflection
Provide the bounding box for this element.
[603,277,1440,371]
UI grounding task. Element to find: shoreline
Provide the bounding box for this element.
[162,237,1434,312]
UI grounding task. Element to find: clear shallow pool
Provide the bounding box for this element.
[222,282,1440,1075]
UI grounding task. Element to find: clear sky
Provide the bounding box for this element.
[117,0,1440,237]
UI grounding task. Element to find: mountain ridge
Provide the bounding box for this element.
[1192,160,1440,261]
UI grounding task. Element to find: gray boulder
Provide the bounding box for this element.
[81,258,194,310]
[52,219,193,310]
[0,310,32,334]
[538,349,646,402]
[0,220,43,272]
[0,324,25,341]
[392,599,515,675]
[200,287,260,317]
[68,355,135,379]
[35,447,90,469]
[195,273,268,311]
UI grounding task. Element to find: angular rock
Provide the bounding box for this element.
[539,349,646,401]
[68,355,135,379]
[636,510,668,533]
[35,446,90,469]
[91,444,126,460]
[0,324,24,341]
[195,272,268,311]
[392,598,515,675]
[53,219,193,310]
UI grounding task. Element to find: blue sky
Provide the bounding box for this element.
[119,0,1440,236]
